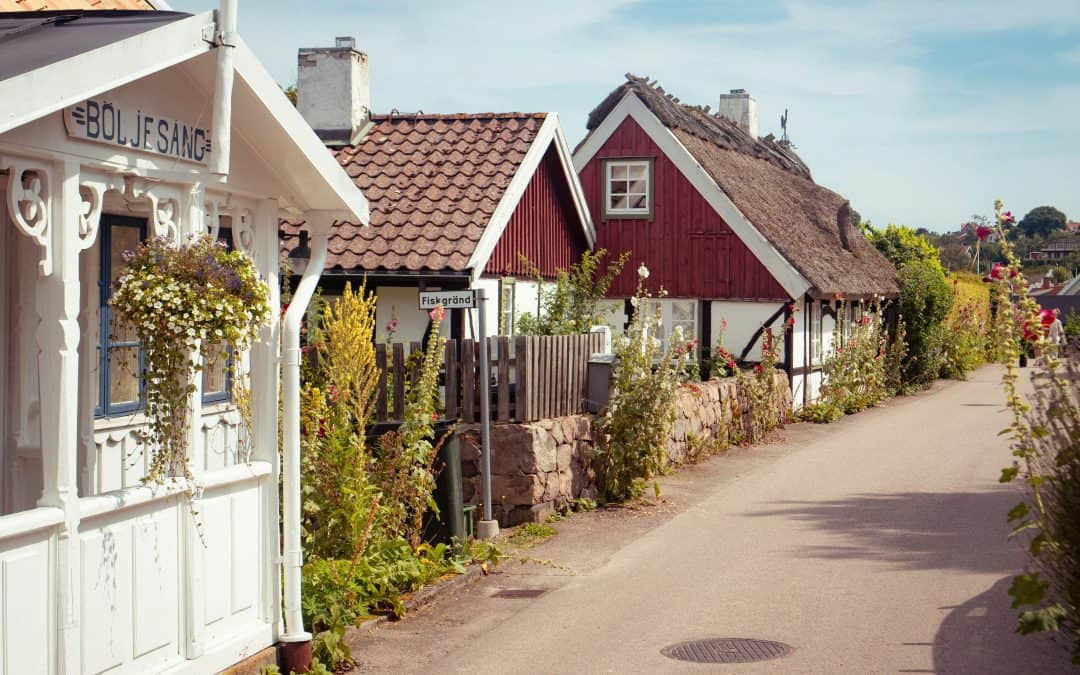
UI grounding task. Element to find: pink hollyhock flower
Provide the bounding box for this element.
[721,318,728,333]
[1002,211,1016,225]
[753,364,763,373]
[386,318,399,334]
[976,225,992,241]
[429,305,445,322]
[862,316,872,325]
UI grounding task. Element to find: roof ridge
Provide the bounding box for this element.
[369,112,547,121]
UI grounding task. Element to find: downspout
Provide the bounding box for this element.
[279,221,330,668]
[209,0,237,176]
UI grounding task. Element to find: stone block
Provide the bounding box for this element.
[489,424,538,475]
[541,471,560,502]
[535,430,557,473]
[550,419,565,445]
[492,473,545,506]
[506,501,555,526]
[556,443,573,472]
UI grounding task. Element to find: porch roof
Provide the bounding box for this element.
[0,9,369,222]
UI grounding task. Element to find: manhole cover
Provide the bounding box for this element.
[661,637,792,664]
[492,588,547,599]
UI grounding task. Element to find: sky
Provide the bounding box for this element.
[172,0,1080,232]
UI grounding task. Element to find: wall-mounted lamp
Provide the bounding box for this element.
[287,230,311,275]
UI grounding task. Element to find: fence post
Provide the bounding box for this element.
[375,343,387,421]
[497,336,510,422]
[392,343,405,419]
[514,336,528,422]
[444,339,458,420]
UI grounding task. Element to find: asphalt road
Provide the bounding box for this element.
[351,366,1074,674]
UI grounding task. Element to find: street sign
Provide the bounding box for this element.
[418,289,476,310]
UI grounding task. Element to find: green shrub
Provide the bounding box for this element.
[940,274,990,380]
[817,302,889,415]
[517,248,630,335]
[897,259,953,389]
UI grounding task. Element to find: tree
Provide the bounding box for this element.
[867,224,942,272]
[937,238,971,272]
[282,84,298,106]
[516,249,630,335]
[1019,205,1067,239]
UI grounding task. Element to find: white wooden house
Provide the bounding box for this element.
[0,6,366,673]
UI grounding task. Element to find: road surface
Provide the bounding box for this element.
[351,366,1072,674]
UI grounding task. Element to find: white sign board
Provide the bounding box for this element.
[419,290,475,310]
[63,97,212,165]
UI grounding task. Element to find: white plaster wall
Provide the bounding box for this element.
[711,300,786,362]
[374,286,431,344]
[512,279,542,332]
[597,299,627,336]
[466,277,501,340]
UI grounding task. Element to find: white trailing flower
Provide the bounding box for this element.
[637,264,650,279]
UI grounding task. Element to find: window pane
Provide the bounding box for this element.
[628,179,647,194]
[610,164,628,179]
[629,164,647,179]
[109,226,141,286]
[110,314,138,344]
[610,195,628,210]
[203,343,228,396]
[610,180,628,196]
[109,346,140,406]
[630,195,648,209]
[671,301,695,322]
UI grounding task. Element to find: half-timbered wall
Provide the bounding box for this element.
[578,116,788,300]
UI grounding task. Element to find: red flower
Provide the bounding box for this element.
[862,316,871,325]
[753,364,763,373]
[1002,211,1016,225]
[976,225,992,241]
[429,304,445,322]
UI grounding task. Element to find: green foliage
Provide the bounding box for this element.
[897,259,953,389]
[868,223,943,272]
[508,522,558,548]
[594,267,690,502]
[798,401,844,424]
[516,248,630,335]
[940,274,991,380]
[1064,310,1080,339]
[1019,205,1068,239]
[299,293,467,670]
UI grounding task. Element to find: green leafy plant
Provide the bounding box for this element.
[593,265,690,502]
[111,235,270,486]
[940,274,991,380]
[517,248,630,335]
[736,312,792,444]
[508,522,558,548]
[896,259,954,389]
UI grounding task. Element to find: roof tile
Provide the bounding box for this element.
[283,113,546,273]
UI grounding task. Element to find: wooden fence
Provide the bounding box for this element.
[372,332,607,425]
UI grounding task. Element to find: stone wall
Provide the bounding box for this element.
[460,373,791,526]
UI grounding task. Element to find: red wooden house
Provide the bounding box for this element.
[573,75,899,406]
[282,38,594,343]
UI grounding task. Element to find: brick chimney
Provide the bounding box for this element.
[718,88,758,138]
[297,37,370,144]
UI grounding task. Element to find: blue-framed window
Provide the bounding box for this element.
[201,225,233,404]
[97,215,147,417]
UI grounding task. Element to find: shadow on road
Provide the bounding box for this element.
[742,488,1024,574]
[927,576,1072,674]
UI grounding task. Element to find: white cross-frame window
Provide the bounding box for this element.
[603,158,653,219]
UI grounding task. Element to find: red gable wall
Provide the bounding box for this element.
[486,143,589,278]
[578,116,788,300]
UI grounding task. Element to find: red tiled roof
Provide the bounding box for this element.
[282,113,547,274]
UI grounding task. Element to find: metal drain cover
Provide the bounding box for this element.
[661,637,792,664]
[492,588,547,599]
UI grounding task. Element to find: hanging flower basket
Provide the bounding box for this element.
[111,234,271,485]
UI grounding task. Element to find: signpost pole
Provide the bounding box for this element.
[476,288,499,540]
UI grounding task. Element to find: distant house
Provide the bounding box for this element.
[959,221,999,243]
[572,75,899,406]
[282,38,594,343]
[1036,236,1080,261]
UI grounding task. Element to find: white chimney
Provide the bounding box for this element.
[718,88,757,138]
[297,36,370,143]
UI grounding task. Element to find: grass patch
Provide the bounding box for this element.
[508,522,557,549]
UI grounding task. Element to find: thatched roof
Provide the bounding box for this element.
[584,74,899,299]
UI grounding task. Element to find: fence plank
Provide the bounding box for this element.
[462,339,475,423]
[496,337,510,422]
[445,339,458,420]
[571,335,581,414]
[543,338,553,419]
[375,343,388,421]
[392,342,405,418]
[409,341,423,391]
[514,336,527,422]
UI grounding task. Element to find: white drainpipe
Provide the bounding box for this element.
[280,225,329,646]
[209,0,237,176]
